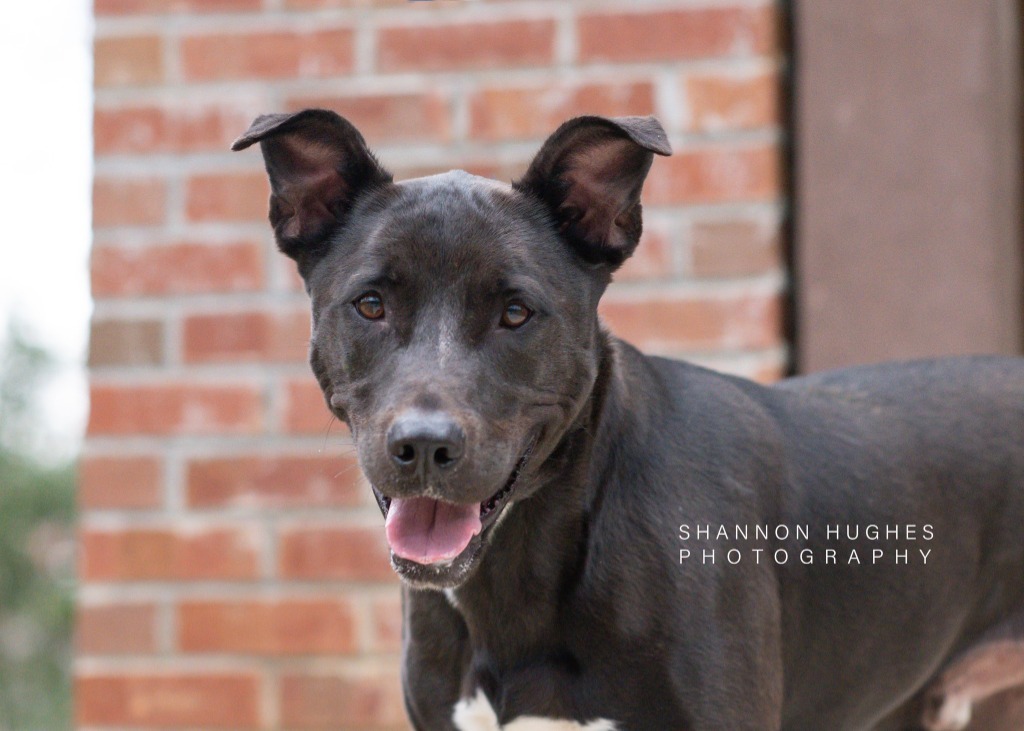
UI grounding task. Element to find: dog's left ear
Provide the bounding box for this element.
[515,115,671,268]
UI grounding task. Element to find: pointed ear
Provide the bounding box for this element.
[515,115,671,268]
[232,109,392,272]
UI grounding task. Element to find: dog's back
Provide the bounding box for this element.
[713,354,1023,729]
[769,356,1024,729]
[601,349,1024,729]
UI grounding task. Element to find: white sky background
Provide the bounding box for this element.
[0,0,92,460]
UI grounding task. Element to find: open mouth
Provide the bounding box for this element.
[381,440,535,566]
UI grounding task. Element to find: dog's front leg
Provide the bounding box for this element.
[402,586,472,730]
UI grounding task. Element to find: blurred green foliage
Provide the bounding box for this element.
[0,324,75,730]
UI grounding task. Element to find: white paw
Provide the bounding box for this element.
[925,695,972,731]
[452,690,618,731]
[453,690,501,731]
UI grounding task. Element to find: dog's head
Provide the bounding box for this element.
[234,110,670,588]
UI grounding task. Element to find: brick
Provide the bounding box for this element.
[644,145,780,206]
[80,526,260,582]
[182,310,310,364]
[79,455,162,510]
[368,594,402,653]
[282,378,341,435]
[182,29,354,81]
[685,70,780,133]
[598,292,782,352]
[96,0,261,13]
[94,104,253,154]
[79,0,790,713]
[286,0,394,6]
[178,598,356,655]
[87,383,263,436]
[386,162,446,179]
[287,91,452,144]
[94,35,163,87]
[378,19,555,72]
[469,81,655,142]
[76,673,260,728]
[614,224,674,283]
[283,257,306,292]
[753,360,786,384]
[185,171,270,223]
[76,603,158,654]
[88,318,164,368]
[578,5,777,63]
[690,219,782,278]
[459,159,530,183]
[279,525,395,582]
[279,670,406,729]
[186,453,363,508]
[392,159,528,186]
[93,177,165,227]
[91,241,264,297]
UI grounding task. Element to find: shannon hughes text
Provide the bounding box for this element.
[677,523,936,566]
[677,524,935,541]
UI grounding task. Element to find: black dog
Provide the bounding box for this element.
[234,110,1024,730]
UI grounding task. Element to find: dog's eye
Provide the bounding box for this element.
[500,301,532,329]
[354,292,385,320]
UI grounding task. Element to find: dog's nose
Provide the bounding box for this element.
[387,410,465,476]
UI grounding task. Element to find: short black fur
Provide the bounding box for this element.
[236,110,1024,731]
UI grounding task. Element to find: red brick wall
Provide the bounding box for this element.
[81,1,785,728]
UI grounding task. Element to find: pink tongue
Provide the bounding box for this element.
[385,496,482,565]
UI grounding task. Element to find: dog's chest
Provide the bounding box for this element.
[453,690,618,731]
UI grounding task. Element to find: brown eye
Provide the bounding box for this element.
[500,301,532,329]
[354,292,385,320]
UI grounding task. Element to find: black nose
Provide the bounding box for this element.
[387,410,465,476]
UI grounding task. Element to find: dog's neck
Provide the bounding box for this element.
[449,331,631,669]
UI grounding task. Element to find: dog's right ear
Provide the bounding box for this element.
[232,109,392,273]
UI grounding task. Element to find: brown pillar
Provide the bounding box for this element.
[794,0,1023,372]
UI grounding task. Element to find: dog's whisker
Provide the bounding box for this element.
[319,414,338,451]
[332,462,362,479]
